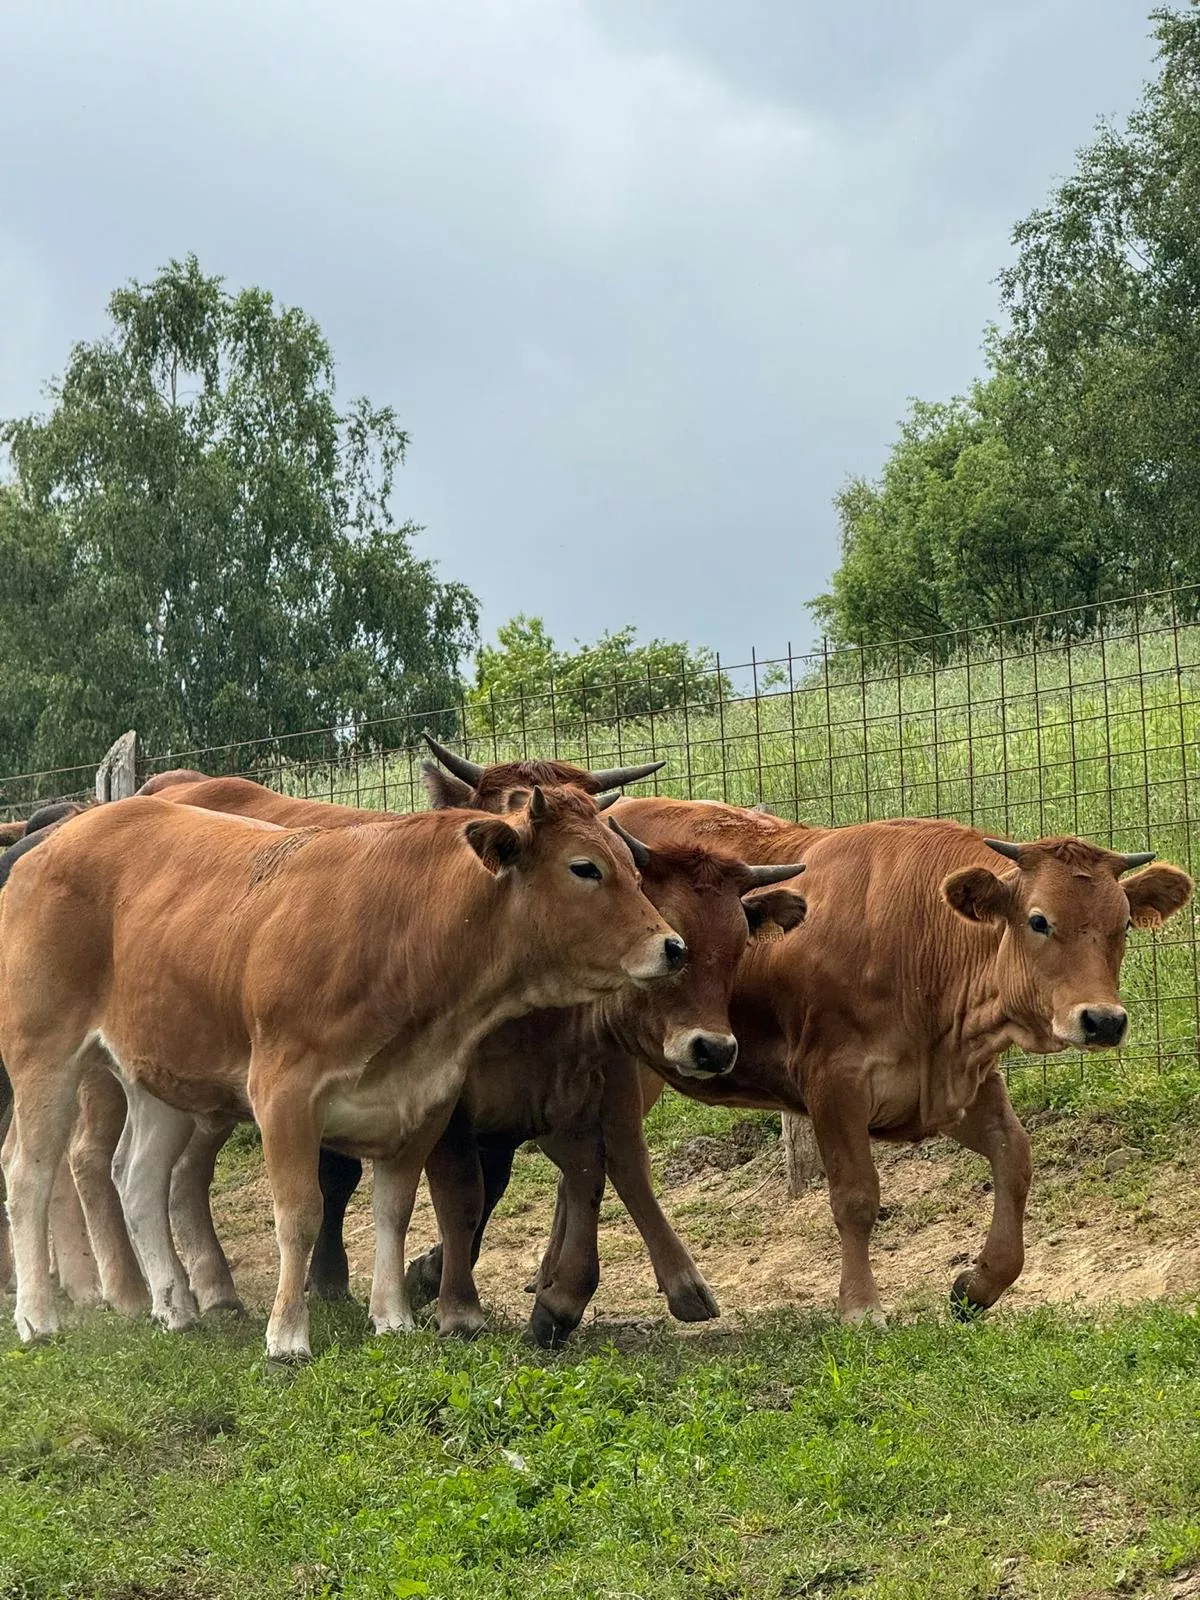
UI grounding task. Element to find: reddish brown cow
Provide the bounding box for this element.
[0,789,682,1358]
[590,799,1193,1321]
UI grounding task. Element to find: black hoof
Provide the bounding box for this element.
[306,1248,351,1302]
[404,1251,443,1311]
[529,1299,580,1350]
[949,1271,988,1322]
[666,1280,720,1323]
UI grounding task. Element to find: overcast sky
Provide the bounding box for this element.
[0,0,1159,664]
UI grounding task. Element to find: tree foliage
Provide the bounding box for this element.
[817,4,1200,648]
[468,614,727,735]
[0,256,478,773]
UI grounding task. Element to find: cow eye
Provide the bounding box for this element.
[1028,913,1051,935]
[570,860,603,881]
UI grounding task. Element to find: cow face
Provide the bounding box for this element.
[463,785,686,999]
[420,735,663,815]
[943,837,1193,1053]
[627,842,807,1078]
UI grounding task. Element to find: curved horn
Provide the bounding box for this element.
[594,791,621,811]
[582,758,666,792]
[607,815,650,869]
[983,838,1023,862]
[742,861,806,888]
[1119,851,1156,872]
[422,732,484,787]
[528,785,547,820]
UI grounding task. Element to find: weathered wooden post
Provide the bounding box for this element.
[783,1111,824,1196]
[95,730,138,803]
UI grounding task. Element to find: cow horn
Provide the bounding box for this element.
[582,759,666,792]
[1119,851,1156,872]
[594,791,621,811]
[607,816,650,869]
[528,785,547,819]
[422,732,484,786]
[983,838,1023,862]
[742,861,806,887]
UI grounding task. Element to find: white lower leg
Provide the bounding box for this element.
[115,1085,200,1331]
[170,1118,241,1313]
[369,1157,421,1334]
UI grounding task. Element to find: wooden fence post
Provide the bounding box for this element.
[783,1112,824,1196]
[95,731,138,803]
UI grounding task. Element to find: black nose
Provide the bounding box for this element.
[1081,1006,1128,1047]
[690,1034,737,1074]
[664,936,688,972]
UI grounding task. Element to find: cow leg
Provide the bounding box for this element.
[944,1069,1032,1317]
[807,1067,885,1325]
[170,1116,243,1315]
[0,1087,13,1293]
[529,1130,605,1348]
[113,1082,200,1331]
[252,1073,324,1363]
[426,1116,488,1339]
[307,1149,363,1301]
[600,1067,719,1323]
[4,1050,87,1341]
[68,1062,148,1317]
[527,1173,568,1296]
[48,1156,101,1306]
[408,1140,515,1311]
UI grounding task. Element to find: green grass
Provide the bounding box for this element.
[4,1303,1200,1599]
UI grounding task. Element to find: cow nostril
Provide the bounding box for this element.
[664,937,688,972]
[691,1035,737,1074]
[1082,1009,1099,1037]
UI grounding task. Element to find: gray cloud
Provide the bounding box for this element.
[0,0,1157,665]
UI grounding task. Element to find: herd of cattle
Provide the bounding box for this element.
[0,738,1192,1361]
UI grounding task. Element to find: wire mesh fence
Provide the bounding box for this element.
[3,586,1198,1089]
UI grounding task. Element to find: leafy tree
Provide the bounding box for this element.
[0,256,478,774]
[468,614,727,735]
[817,4,1200,649]
[999,3,1200,593]
[813,368,1111,649]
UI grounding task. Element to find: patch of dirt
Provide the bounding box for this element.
[209,1122,1200,1328]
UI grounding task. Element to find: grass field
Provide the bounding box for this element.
[4,1300,1200,1600]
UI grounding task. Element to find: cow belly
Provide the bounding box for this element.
[95,1030,250,1119]
[321,1055,465,1160]
[865,1055,981,1141]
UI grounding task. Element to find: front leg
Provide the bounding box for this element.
[806,1058,884,1325]
[529,1129,605,1348]
[945,1068,1032,1317]
[600,1058,717,1323]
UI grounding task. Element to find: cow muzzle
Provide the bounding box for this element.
[663,1028,738,1078]
[622,934,688,983]
[1055,1003,1129,1050]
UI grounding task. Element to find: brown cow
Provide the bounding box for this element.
[584,799,1193,1321]
[402,827,805,1344]
[0,788,683,1358]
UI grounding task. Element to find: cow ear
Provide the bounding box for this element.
[464,817,523,874]
[1124,864,1193,929]
[421,762,475,810]
[942,866,1014,925]
[743,888,807,937]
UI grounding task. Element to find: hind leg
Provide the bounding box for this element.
[69,1058,149,1316]
[170,1115,242,1314]
[112,1081,200,1331]
[48,1155,101,1305]
[4,1050,88,1341]
[307,1148,363,1301]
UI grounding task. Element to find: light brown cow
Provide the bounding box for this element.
[0,788,683,1358]
[589,799,1193,1321]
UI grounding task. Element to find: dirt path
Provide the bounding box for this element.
[209,1112,1200,1330]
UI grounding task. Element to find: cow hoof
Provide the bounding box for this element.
[14,1313,59,1344]
[949,1273,988,1322]
[404,1251,443,1311]
[306,1249,351,1302]
[437,1309,488,1341]
[529,1299,580,1350]
[665,1277,720,1323]
[266,1346,311,1367]
[152,1305,200,1334]
[370,1311,415,1336]
[842,1305,888,1329]
[201,1297,247,1319]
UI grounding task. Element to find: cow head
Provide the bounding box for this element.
[462,784,687,997]
[942,836,1193,1053]
[421,733,662,815]
[608,823,806,1078]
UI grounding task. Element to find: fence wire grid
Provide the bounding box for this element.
[3,586,1199,1093]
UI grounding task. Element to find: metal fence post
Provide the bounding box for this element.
[95,731,138,802]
